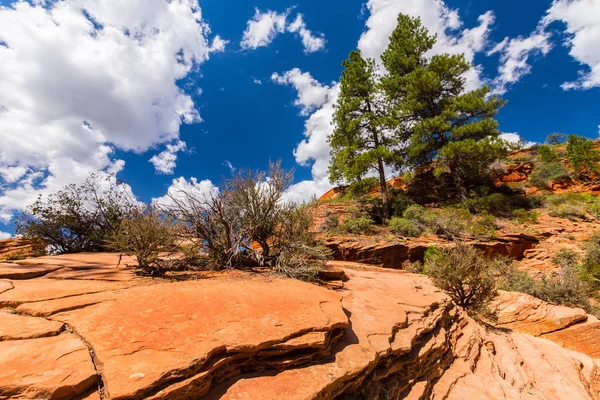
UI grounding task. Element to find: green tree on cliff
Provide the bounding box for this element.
[382,14,507,201]
[328,50,402,219]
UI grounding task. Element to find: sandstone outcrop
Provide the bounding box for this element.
[323,233,538,269]
[491,290,600,359]
[2,254,600,399]
[0,238,39,261]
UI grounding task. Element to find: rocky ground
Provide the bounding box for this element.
[2,252,600,399]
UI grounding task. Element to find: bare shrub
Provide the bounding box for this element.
[161,161,330,279]
[107,206,180,276]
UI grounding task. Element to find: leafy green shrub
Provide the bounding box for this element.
[534,268,592,311]
[15,173,136,254]
[537,144,561,163]
[496,265,536,294]
[566,134,600,176]
[388,217,422,237]
[544,193,600,221]
[511,208,539,224]
[578,232,600,290]
[390,192,415,217]
[529,162,571,189]
[107,206,180,276]
[425,245,497,310]
[342,217,374,234]
[552,248,578,268]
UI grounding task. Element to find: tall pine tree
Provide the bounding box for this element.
[328,50,401,218]
[382,14,507,201]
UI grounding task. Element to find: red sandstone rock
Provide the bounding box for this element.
[0,263,63,280]
[0,334,97,399]
[0,311,64,341]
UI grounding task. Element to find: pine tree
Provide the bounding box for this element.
[328,50,401,218]
[382,14,506,201]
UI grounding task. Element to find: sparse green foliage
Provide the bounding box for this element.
[537,144,561,163]
[107,206,180,276]
[426,245,497,310]
[552,248,578,269]
[529,162,571,189]
[342,216,374,235]
[388,217,422,237]
[511,208,539,224]
[347,177,379,198]
[15,173,136,254]
[566,134,600,176]
[546,133,567,145]
[380,14,506,201]
[496,265,536,294]
[579,232,600,290]
[329,50,402,218]
[544,193,600,221]
[390,192,415,217]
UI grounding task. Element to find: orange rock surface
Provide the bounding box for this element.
[2,253,600,399]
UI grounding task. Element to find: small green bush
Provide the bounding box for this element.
[390,192,415,217]
[579,232,600,290]
[342,217,374,234]
[322,214,340,232]
[537,144,561,163]
[552,248,578,268]
[546,133,567,145]
[388,217,422,237]
[425,245,497,310]
[566,134,600,176]
[511,208,539,224]
[544,193,600,221]
[496,265,536,294]
[529,162,571,189]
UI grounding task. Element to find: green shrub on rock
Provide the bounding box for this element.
[388,217,422,237]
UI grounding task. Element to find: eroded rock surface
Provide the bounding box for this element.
[2,253,600,399]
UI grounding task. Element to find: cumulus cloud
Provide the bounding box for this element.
[287,14,326,53]
[490,31,552,95]
[0,231,11,240]
[0,0,218,219]
[271,69,332,115]
[149,140,188,175]
[543,0,600,90]
[152,177,219,208]
[241,8,289,50]
[357,0,496,90]
[209,35,229,53]
[241,8,325,53]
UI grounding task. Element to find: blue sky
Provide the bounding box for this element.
[0,0,599,237]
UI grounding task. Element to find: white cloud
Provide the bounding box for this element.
[543,0,600,90]
[209,35,229,53]
[284,0,498,200]
[152,177,218,209]
[357,0,496,90]
[252,77,263,85]
[0,231,11,240]
[287,14,326,53]
[500,132,537,147]
[149,140,187,175]
[0,0,218,219]
[271,69,332,115]
[241,8,288,50]
[491,31,552,95]
[240,8,325,53]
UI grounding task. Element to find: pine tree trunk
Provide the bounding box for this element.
[448,161,468,203]
[377,158,391,220]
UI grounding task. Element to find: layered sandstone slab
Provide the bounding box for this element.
[0,311,64,340]
[491,290,588,336]
[50,276,348,399]
[0,278,140,308]
[0,263,63,280]
[0,334,97,399]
